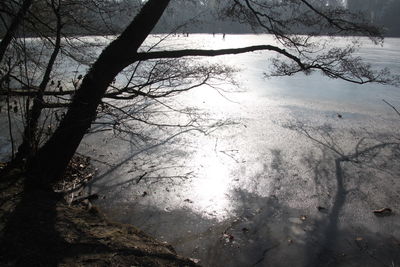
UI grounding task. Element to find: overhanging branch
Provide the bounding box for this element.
[133,45,307,70]
[0,89,76,97]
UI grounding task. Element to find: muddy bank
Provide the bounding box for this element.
[0,165,198,266]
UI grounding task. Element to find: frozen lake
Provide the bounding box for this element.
[81,35,400,266]
[3,34,400,266]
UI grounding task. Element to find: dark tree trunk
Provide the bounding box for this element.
[0,0,33,63]
[27,0,171,186]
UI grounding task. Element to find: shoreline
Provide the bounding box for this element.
[0,162,199,266]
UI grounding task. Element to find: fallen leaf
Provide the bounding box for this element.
[373,208,393,217]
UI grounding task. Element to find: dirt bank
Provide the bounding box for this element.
[0,165,199,266]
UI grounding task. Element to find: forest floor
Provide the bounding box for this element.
[0,157,199,266]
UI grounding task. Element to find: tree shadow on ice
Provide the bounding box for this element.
[93,189,289,267]
[285,121,400,267]
[99,186,400,267]
[79,116,400,266]
[82,118,235,197]
[82,128,202,199]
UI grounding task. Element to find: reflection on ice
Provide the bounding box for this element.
[193,152,232,219]
[1,32,399,265]
[84,34,400,221]
[78,34,400,267]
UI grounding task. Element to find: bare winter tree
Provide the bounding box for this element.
[1,0,398,187]
[0,0,146,162]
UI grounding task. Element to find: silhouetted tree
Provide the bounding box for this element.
[1,0,398,187]
[0,0,145,162]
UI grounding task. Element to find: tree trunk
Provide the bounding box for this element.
[0,0,33,63]
[27,0,171,186]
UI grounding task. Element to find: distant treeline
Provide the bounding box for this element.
[1,0,399,38]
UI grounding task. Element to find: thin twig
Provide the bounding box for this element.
[136,172,147,184]
[383,99,400,117]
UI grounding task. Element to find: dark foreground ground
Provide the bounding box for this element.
[0,161,198,267]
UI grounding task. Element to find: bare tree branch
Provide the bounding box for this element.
[382,99,400,117]
[134,45,306,68]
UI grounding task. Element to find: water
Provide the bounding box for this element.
[3,34,400,266]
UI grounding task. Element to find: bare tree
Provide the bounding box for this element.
[0,0,146,163]
[0,0,397,187]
